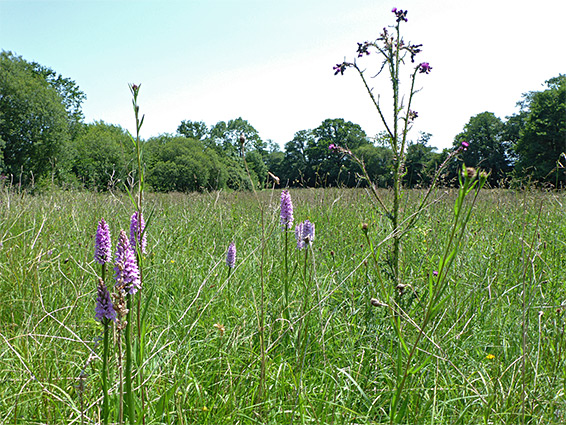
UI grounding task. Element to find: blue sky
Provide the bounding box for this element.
[1,0,565,150]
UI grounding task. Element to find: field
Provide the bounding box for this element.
[0,187,565,424]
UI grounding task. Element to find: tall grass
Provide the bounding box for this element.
[1,187,565,423]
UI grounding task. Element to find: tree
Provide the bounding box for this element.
[177,120,209,141]
[210,118,265,156]
[30,60,86,138]
[354,144,394,187]
[404,133,439,187]
[306,118,369,187]
[453,112,511,186]
[0,51,71,184]
[513,74,566,186]
[282,130,312,186]
[70,122,133,191]
[145,135,232,192]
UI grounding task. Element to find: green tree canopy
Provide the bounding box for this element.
[307,118,370,187]
[70,121,133,191]
[453,111,511,186]
[177,120,209,141]
[513,74,566,186]
[210,117,265,156]
[404,133,440,187]
[0,51,73,184]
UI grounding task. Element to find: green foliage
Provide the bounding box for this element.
[403,133,440,187]
[2,188,565,423]
[29,59,86,139]
[354,144,393,187]
[177,119,209,141]
[210,117,265,156]
[0,51,72,184]
[513,74,566,186]
[282,129,311,186]
[70,121,133,191]
[453,112,511,186]
[145,135,228,192]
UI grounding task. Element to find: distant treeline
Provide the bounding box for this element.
[1,50,565,191]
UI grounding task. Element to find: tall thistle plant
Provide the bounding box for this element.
[332,7,435,285]
[331,7,470,293]
[333,8,487,423]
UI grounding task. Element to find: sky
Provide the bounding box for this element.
[1,0,565,151]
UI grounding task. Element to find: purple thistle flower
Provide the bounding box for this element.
[129,211,147,255]
[226,242,236,268]
[95,279,116,323]
[418,62,432,74]
[295,220,315,250]
[280,190,294,230]
[114,230,141,295]
[392,7,408,22]
[333,62,350,75]
[94,218,112,265]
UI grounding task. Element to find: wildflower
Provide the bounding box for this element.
[408,110,419,121]
[461,141,469,150]
[392,7,408,22]
[115,230,141,295]
[129,211,147,255]
[408,43,423,62]
[333,62,349,75]
[433,270,439,276]
[356,42,371,57]
[486,354,495,360]
[280,190,294,230]
[463,167,477,179]
[418,62,432,74]
[295,220,315,250]
[226,242,236,268]
[94,218,112,265]
[328,143,336,150]
[95,278,116,322]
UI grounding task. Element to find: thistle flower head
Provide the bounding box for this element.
[226,242,236,268]
[95,278,116,323]
[94,218,112,265]
[295,220,315,250]
[418,62,432,74]
[115,230,141,295]
[280,190,294,230]
[129,211,147,255]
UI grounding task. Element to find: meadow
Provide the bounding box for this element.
[0,186,565,424]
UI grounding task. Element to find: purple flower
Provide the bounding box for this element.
[114,230,141,295]
[392,8,408,22]
[333,62,349,76]
[295,220,315,250]
[356,42,371,58]
[461,141,469,150]
[328,144,336,150]
[94,218,112,265]
[433,271,439,277]
[95,279,116,323]
[280,190,294,230]
[226,242,236,268]
[129,211,147,255]
[418,62,432,74]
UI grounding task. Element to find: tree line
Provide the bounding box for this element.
[1,50,564,191]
